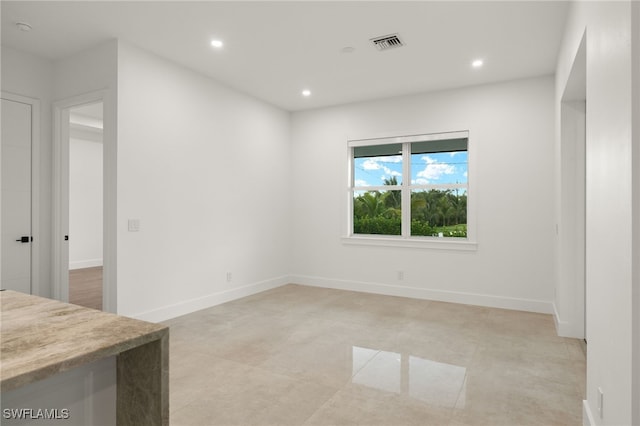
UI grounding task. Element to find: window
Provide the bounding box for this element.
[348,131,469,243]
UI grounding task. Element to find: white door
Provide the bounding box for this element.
[1,98,32,293]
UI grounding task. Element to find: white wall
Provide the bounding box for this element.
[1,43,117,300]
[116,42,292,321]
[290,76,556,313]
[555,2,635,425]
[631,2,640,425]
[1,46,54,298]
[52,41,118,101]
[69,137,103,269]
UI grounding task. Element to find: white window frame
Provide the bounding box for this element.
[343,131,477,251]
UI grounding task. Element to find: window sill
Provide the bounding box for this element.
[341,235,478,251]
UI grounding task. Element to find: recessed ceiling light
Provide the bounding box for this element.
[472,59,484,68]
[210,39,224,48]
[302,90,311,97]
[341,46,355,54]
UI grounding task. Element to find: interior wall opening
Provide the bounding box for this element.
[67,102,104,310]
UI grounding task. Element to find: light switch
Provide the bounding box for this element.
[128,219,140,232]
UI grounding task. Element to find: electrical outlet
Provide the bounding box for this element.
[397,271,404,281]
[597,387,604,418]
[226,272,232,283]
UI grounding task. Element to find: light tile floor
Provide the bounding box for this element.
[164,284,585,426]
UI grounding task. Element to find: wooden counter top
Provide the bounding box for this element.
[0,290,169,425]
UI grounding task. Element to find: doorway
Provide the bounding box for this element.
[67,102,104,310]
[53,91,114,312]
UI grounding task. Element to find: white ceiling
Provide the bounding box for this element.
[1,1,569,112]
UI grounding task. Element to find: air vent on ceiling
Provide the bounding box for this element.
[370,33,404,51]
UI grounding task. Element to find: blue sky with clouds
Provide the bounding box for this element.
[354,152,468,187]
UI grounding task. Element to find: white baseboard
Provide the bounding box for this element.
[131,275,290,323]
[131,274,555,323]
[290,274,554,314]
[69,258,103,270]
[553,302,570,335]
[583,400,596,426]
[553,302,585,338]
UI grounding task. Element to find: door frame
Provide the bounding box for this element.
[53,90,117,312]
[556,31,587,339]
[1,92,41,295]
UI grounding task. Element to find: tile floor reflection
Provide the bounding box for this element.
[165,284,585,425]
[351,347,467,408]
